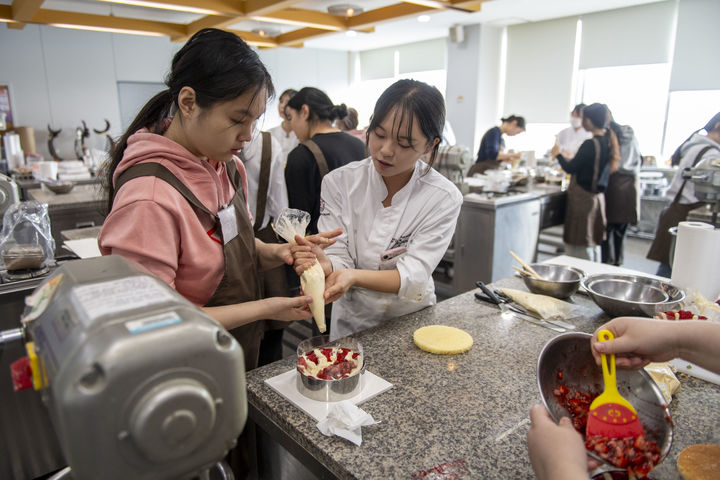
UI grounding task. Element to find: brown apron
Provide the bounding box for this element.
[302,138,330,177]
[250,132,290,329]
[114,161,263,371]
[605,171,639,224]
[646,145,712,264]
[563,138,607,247]
[300,138,333,336]
[467,159,502,176]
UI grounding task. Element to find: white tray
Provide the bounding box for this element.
[264,369,393,421]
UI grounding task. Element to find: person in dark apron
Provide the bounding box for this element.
[284,87,366,234]
[647,113,720,276]
[241,131,293,366]
[552,103,619,262]
[467,115,525,176]
[602,120,642,266]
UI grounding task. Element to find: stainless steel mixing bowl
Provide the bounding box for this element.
[296,335,365,402]
[537,332,673,472]
[43,180,75,194]
[520,264,585,299]
[582,273,685,317]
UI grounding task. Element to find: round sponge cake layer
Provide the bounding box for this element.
[413,325,473,354]
[677,444,720,480]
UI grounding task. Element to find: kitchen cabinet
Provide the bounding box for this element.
[452,192,540,291]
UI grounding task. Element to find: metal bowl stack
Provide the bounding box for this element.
[43,180,75,194]
[537,332,673,474]
[520,263,585,299]
[296,335,365,402]
[582,273,685,317]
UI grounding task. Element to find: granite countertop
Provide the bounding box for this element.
[26,184,105,207]
[246,277,720,479]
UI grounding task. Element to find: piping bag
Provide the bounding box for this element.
[273,208,326,333]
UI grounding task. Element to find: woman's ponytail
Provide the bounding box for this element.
[104,89,173,213]
[330,104,348,122]
[606,127,620,173]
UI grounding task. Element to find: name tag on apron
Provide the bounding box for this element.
[217,205,238,245]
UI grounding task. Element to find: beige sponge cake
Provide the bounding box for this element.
[677,444,720,480]
[413,325,473,354]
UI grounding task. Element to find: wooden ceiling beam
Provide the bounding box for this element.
[347,3,431,29]
[28,8,187,37]
[243,0,302,17]
[9,0,45,29]
[97,0,244,15]
[228,28,278,48]
[250,8,346,31]
[184,14,243,39]
[11,0,44,21]
[275,26,330,47]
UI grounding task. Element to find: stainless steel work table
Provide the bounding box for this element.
[245,275,720,479]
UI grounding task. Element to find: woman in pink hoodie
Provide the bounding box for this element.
[99,28,338,371]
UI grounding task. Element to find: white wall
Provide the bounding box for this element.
[257,48,350,129]
[446,24,504,153]
[0,25,350,160]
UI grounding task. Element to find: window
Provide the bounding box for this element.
[663,90,720,157]
[576,63,671,158]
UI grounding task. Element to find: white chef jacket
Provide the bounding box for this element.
[318,157,463,340]
[268,124,299,164]
[666,133,720,205]
[241,131,288,229]
[557,126,592,158]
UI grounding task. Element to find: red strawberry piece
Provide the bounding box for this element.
[336,348,349,362]
[306,351,318,364]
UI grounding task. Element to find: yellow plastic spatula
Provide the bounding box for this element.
[586,329,645,439]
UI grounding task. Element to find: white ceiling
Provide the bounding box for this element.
[6,0,668,51]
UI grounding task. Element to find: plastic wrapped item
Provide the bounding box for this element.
[0,201,54,270]
[272,208,326,333]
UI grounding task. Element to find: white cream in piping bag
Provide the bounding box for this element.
[273,209,326,333]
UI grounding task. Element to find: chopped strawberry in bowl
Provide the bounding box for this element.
[296,335,366,401]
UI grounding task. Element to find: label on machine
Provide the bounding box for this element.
[71,276,177,324]
[125,312,181,334]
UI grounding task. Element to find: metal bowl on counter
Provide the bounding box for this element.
[43,180,74,194]
[537,332,673,472]
[582,273,685,317]
[520,264,585,299]
[296,335,365,402]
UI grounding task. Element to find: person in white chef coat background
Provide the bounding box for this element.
[241,130,288,230]
[240,129,291,365]
[268,88,299,163]
[292,79,463,340]
[555,104,592,159]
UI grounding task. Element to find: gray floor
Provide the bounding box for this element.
[255,232,659,480]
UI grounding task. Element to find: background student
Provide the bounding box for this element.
[284,87,366,234]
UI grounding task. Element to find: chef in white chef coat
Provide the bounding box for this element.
[293,79,463,340]
[240,129,288,229]
[555,104,592,159]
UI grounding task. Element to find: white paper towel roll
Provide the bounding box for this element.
[671,221,720,300]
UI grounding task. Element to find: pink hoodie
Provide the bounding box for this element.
[98,126,252,306]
